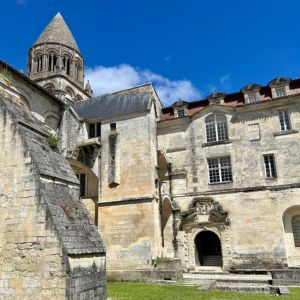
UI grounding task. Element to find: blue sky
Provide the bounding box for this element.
[1,0,300,105]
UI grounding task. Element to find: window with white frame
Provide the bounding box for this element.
[278,111,291,131]
[292,215,300,247]
[205,114,228,143]
[275,87,286,97]
[248,92,258,103]
[177,109,185,118]
[263,154,277,178]
[208,156,232,183]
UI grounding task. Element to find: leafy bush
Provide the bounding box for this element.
[47,133,59,150]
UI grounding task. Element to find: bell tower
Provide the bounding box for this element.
[28,12,92,101]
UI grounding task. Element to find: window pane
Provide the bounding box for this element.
[275,87,286,97]
[292,215,300,247]
[248,93,257,103]
[177,109,185,118]
[217,121,228,141]
[89,123,95,138]
[279,111,291,131]
[264,154,277,178]
[79,174,86,197]
[206,123,217,142]
[208,156,232,183]
[205,115,228,142]
[96,122,101,137]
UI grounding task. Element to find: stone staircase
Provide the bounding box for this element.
[180,270,288,294]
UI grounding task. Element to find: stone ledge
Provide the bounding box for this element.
[166,147,186,153]
[98,196,154,206]
[273,130,298,137]
[202,140,232,148]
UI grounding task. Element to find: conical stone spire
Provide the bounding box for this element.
[34,12,80,52]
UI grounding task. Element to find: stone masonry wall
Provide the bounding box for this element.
[98,104,162,279]
[157,96,300,269]
[0,96,106,299]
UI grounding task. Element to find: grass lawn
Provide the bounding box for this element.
[108,282,300,300]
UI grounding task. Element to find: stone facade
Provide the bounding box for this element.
[0,60,106,299]
[2,11,300,291]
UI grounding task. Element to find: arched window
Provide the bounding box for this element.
[48,52,57,71]
[74,95,83,102]
[44,83,55,94]
[205,114,228,143]
[63,55,71,75]
[35,53,43,72]
[75,59,82,80]
[65,87,74,99]
[292,215,300,247]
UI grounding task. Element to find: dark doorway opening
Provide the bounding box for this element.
[195,230,223,267]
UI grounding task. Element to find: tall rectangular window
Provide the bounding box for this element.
[278,111,291,131]
[275,87,286,97]
[89,122,101,138]
[264,154,277,178]
[208,156,232,183]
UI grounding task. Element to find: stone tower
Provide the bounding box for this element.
[28,12,91,101]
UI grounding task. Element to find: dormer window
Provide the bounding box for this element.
[171,99,188,118]
[275,87,286,98]
[177,109,185,118]
[207,91,225,105]
[268,77,291,98]
[241,83,261,104]
[248,93,258,103]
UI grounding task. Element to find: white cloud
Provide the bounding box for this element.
[85,64,201,106]
[220,74,231,91]
[207,74,232,95]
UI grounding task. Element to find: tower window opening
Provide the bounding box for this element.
[75,60,82,81]
[63,56,71,75]
[36,55,43,72]
[48,53,57,71]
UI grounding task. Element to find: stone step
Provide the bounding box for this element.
[181,272,275,293]
[215,282,272,293]
[183,273,272,283]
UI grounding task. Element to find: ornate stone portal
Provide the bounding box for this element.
[179,198,231,271]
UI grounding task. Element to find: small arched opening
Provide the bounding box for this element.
[48,52,58,71]
[195,230,223,267]
[63,55,72,75]
[65,87,74,100]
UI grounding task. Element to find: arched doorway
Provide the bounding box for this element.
[195,230,223,267]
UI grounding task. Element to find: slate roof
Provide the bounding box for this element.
[34,12,80,52]
[72,93,152,120]
[0,97,105,254]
